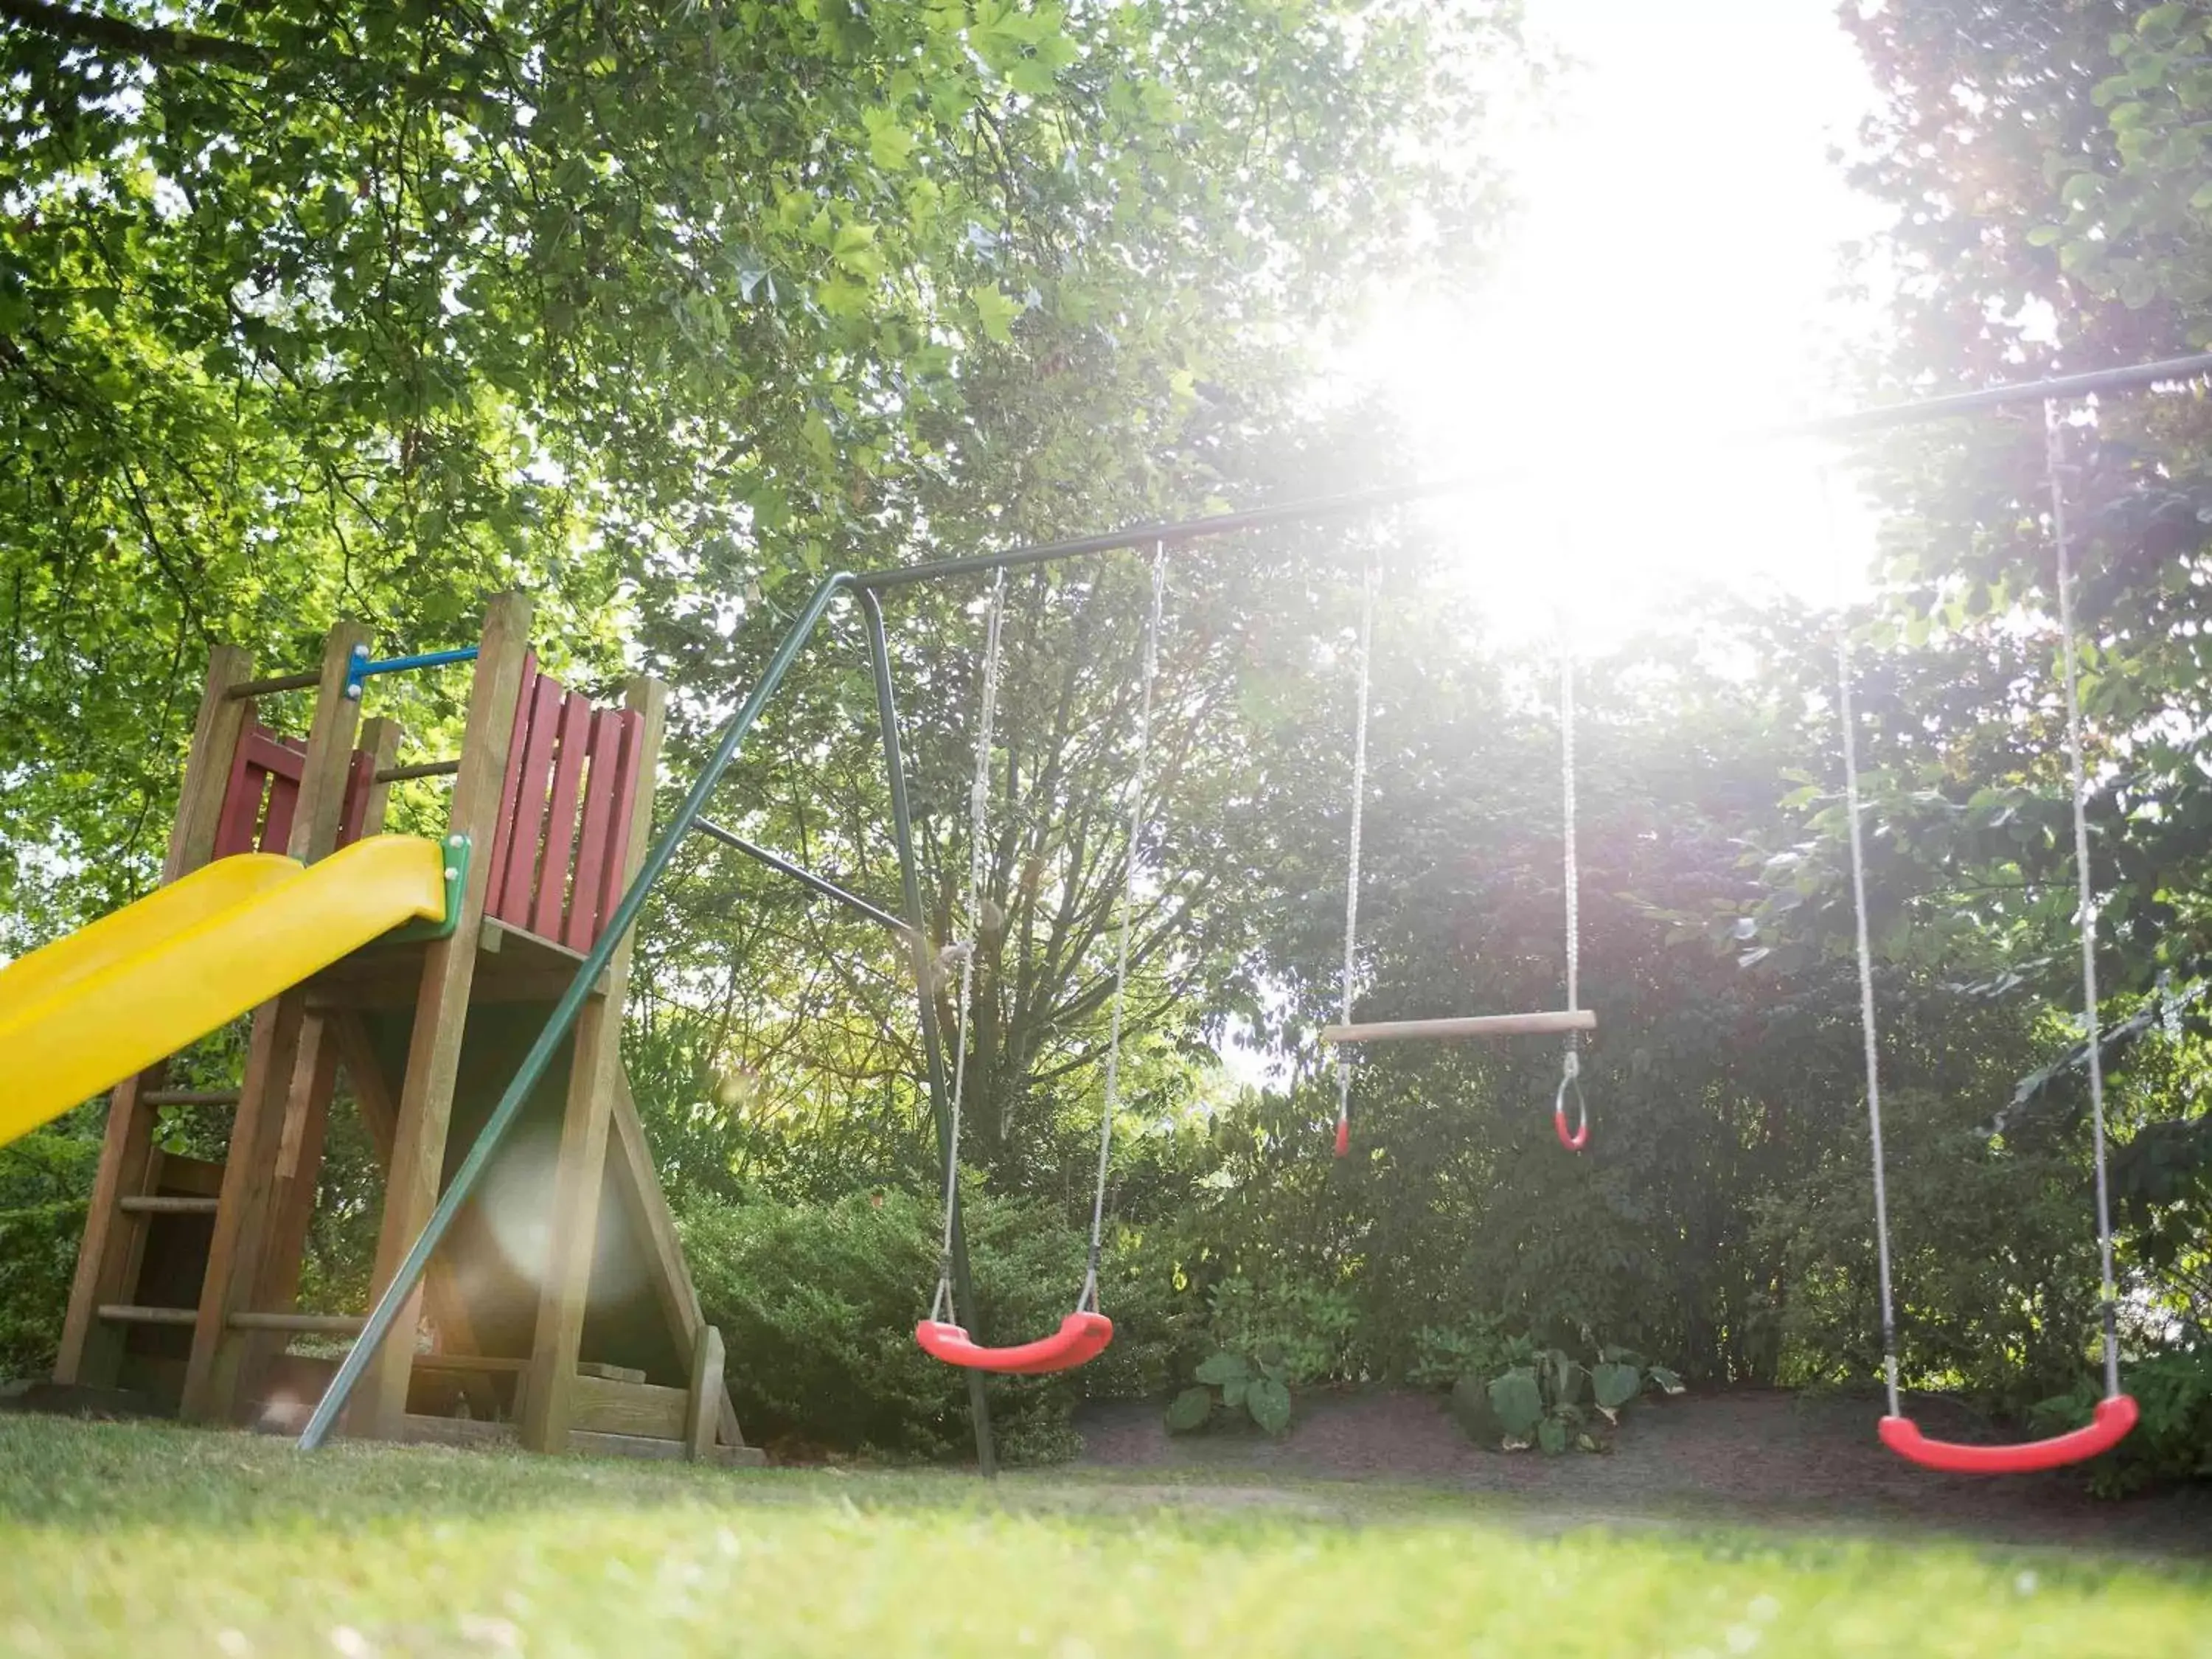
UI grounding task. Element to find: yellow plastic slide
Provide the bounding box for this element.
[0,835,449,1148]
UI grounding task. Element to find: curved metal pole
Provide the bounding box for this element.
[859,586,998,1476]
[299,572,856,1450]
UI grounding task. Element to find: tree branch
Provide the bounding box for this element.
[0,0,274,72]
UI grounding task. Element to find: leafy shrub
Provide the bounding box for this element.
[1204,1275,1362,1385]
[1408,1315,1515,1391]
[1446,1339,1683,1455]
[1165,1344,1293,1436]
[0,1131,97,1380]
[679,1186,1168,1464]
[2033,1348,2212,1497]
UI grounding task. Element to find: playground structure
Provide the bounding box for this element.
[9,595,756,1464]
[10,352,2209,1481]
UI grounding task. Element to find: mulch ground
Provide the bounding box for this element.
[1071,1385,2212,1557]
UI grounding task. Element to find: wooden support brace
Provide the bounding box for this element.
[686,1326,723,1463]
[352,596,535,1439]
[181,622,371,1423]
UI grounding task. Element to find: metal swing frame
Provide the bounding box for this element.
[297,350,2212,1474]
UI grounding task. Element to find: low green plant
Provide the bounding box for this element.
[2033,1346,2212,1497]
[1449,1340,1683,1454]
[1408,1315,1514,1390]
[1165,1343,1294,1436]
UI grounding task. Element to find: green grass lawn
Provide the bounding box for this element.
[1,1418,2206,1658]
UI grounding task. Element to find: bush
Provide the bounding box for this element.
[679,1186,1170,1464]
[0,1131,96,1380]
[2033,1347,2212,1497]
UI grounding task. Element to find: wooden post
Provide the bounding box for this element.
[685,1326,724,1463]
[249,718,407,1358]
[181,622,370,1422]
[55,645,256,1388]
[520,676,665,1453]
[351,595,535,1439]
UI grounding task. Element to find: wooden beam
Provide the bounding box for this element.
[607,1069,745,1452]
[181,622,371,1423]
[521,676,666,1453]
[571,1375,688,1440]
[352,595,535,1439]
[322,1009,490,1395]
[55,644,257,1391]
[1320,1009,1596,1043]
[686,1326,723,1463]
[254,717,408,1357]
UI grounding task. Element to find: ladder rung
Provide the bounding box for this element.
[119,1196,220,1216]
[226,1312,366,1335]
[411,1353,526,1374]
[143,1089,242,1107]
[97,1304,198,1327]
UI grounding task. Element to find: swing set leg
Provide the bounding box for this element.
[863,588,998,1478]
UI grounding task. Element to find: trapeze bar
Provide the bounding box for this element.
[1321,1009,1596,1043]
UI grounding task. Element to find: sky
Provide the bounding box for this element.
[1340,0,1893,645]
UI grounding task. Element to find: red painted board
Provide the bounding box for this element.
[495,672,563,927]
[593,709,646,935]
[531,689,594,939]
[565,708,624,951]
[484,650,538,919]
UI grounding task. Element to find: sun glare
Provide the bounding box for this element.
[1337,0,1891,648]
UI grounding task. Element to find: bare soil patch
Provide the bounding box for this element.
[1072,1385,2212,1557]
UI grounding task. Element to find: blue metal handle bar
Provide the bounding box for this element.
[298,573,853,1450]
[344,644,481,700]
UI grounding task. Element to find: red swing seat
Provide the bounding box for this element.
[914,1310,1114,1375]
[1878,1394,2138,1475]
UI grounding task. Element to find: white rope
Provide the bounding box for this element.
[2045,404,2124,1400]
[1555,600,1586,1141]
[1825,465,1903,1418]
[1082,543,1166,1310]
[933,567,1007,1324]
[1335,554,1377,1141]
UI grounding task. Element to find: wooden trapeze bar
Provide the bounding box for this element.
[1321,1009,1596,1044]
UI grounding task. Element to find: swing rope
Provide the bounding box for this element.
[2047,403,2125,1405]
[1555,605,1588,1151]
[1333,554,1377,1157]
[931,567,1008,1326]
[1082,541,1167,1309]
[1833,421,2135,1474]
[918,552,1162,1373]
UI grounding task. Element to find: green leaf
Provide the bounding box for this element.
[1488,1367,1544,1439]
[1165,1387,1213,1434]
[1246,1376,1293,1435]
[1536,1415,1568,1455]
[970,284,1020,344]
[1648,1366,1686,1396]
[1450,1374,1506,1446]
[1194,1349,1250,1386]
[1592,1361,1642,1413]
[1220,1377,1248,1411]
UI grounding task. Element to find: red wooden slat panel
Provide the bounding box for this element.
[260,773,299,855]
[242,728,307,782]
[593,708,647,939]
[484,651,538,920]
[531,689,594,939]
[564,708,624,951]
[335,749,376,848]
[212,726,268,860]
[495,672,564,928]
